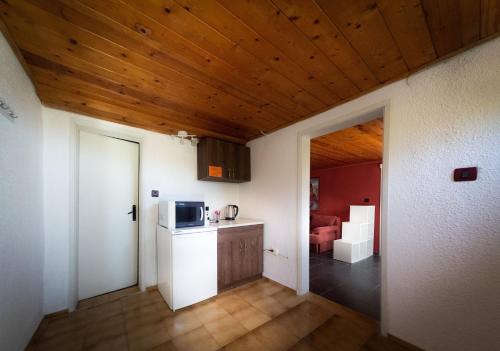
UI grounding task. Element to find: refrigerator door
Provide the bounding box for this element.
[171,229,217,310]
[157,224,172,307]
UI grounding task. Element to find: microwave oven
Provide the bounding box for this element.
[159,200,205,229]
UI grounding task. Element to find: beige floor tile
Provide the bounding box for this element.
[29,279,384,351]
[235,285,267,304]
[150,341,179,351]
[85,301,122,323]
[287,339,319,351]
[165,308,203,337]
[127,319,171,351]
[220,333,272,351]
[250,295,287,318]
[251,319,299,351]
[33,331,84,351]
[204,314,247,346]
[37,311,88,340]
[83,314,126,349]
[274,301,332,339]
[194,301,230,324]
[231,305,271,331]
[121,292,157,312]
[255,280,285,296]
[272,288,306,309]
[215,293,251,314]
[172,326,219,351]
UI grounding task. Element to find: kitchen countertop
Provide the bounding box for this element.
[166,218,264,235]
[208,218,264,229]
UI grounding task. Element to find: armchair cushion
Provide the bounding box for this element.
[310,214,338,230]
[309,214,341,253]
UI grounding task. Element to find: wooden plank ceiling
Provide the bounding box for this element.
[311,118,383,169]
[0,1,499,143]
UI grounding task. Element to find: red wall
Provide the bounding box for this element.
[311,161,381,253]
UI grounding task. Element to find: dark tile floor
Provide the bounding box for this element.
[309,250,381,320]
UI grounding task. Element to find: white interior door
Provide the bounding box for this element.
[78,131,139,300]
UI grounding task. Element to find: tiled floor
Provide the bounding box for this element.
[27,278,405,351]
[310,251,381,320]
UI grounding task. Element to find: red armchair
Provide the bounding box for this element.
[310,214,341,254]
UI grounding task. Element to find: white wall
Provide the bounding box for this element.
[42,108,239,313]
[0,34,44,350]
[240,37,500,351]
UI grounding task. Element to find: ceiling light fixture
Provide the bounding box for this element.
[0,98,18,121]
[171,130,199,146]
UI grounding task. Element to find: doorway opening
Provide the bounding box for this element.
[308,117,383,320]
[77,130,140,302]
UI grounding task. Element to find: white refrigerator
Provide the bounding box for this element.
[157,209,217,311]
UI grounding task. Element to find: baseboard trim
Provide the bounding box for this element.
[388,334,425,351]
[44,309,69,320]
[146,285,158,292]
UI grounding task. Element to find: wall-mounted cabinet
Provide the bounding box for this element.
[197,137,251,183]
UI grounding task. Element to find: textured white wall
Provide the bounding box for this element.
[42,108,240,313]
[240,38,500,350]
[0,34,44,350]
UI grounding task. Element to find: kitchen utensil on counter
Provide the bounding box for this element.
[225,205,239,220]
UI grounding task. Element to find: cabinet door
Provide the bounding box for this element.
[223,141,237,181]
[217,231,233,291]
[198,138,225,180]
[237,145,251,182]
[232,233,252,282]
[229,225,263,283]
[248,231,263,276]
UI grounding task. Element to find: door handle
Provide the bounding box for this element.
[128,205,137,221]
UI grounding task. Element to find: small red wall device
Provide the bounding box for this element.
[453,167,477,181]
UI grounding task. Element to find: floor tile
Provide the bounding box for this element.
[126,315,171,351]
[172,326,219,351]
[309,252,380,319]
[218,333,271,351]
[273,301,332,339]
[150,341,179,351]
[83,314,126,349]
[303,315,377,351]
[271,288,306,309]
[249,295,287,318]
[204,314,247,346]
[231,305,271,331]
[164,308,203,337]
[215,293,251,314]
[28,278,391,351]
[251,319,299,351]
[194,301,231,324]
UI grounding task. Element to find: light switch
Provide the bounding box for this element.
[453,167,477,182]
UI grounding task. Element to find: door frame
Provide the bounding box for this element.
[70,125,142,309]
[296,100,391,335]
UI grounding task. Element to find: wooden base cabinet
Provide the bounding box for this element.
[217,225,263,292]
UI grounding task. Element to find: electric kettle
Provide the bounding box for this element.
[225,204,239,220]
